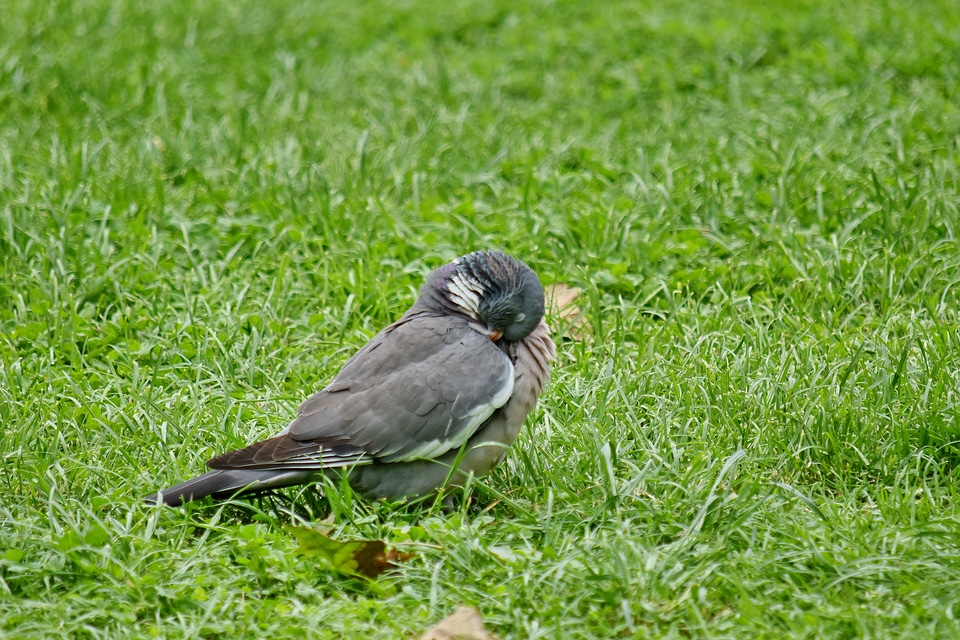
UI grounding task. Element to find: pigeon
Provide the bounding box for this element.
[145,250,556,506]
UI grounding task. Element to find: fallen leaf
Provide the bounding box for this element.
[420,606,498,640]
[285,525,414,579]
[545,282,591,342]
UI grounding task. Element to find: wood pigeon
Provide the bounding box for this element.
[146,251,556,506]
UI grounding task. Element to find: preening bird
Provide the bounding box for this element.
[146,251,555,506]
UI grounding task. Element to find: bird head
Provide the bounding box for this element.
[423,251,545,343]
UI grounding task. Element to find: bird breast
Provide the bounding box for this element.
[503,319,556,427]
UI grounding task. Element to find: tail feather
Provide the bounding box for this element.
[144,469,315,506]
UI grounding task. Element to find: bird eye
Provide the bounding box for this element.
[515,312,526,323]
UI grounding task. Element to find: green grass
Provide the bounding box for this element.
[3,0,960,637]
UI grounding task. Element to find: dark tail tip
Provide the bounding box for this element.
[142,490,185,507]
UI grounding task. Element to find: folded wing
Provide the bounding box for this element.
[206,313,513,472]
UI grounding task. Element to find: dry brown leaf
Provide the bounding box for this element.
[544,282,591,342]
[285,526,414,580]
[419,606,498,640]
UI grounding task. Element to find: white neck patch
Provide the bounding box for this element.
[447,272,483,318]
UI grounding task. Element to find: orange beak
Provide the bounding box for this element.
[489,328,503,341]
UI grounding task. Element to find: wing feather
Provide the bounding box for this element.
[206,312,513,472]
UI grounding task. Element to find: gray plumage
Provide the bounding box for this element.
[145,251,556,506]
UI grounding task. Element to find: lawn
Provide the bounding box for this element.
[2,0,960,637]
